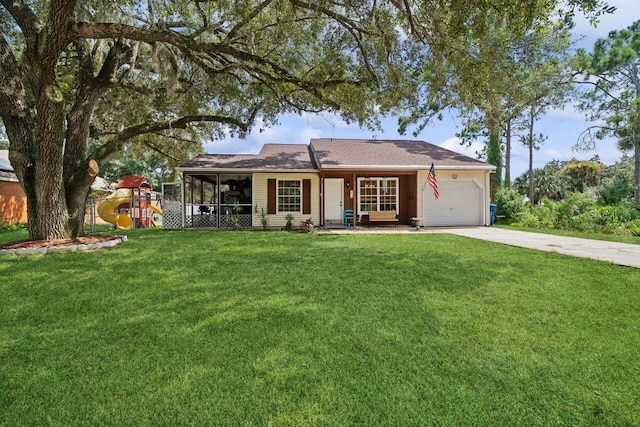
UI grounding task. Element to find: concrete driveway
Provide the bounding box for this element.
[441,227,640,268]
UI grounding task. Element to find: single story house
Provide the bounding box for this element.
[0,150,28,224]
[170,138,496,229]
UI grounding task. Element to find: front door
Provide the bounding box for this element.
[324,178,344,224]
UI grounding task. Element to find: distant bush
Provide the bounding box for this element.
[552,193,597,231]
[507,156,640,236]
[514,204,554,228]
[597,201,638,223]
[623,219,640,237]
[494,188,524,222]
[597,155,635,205]
[598,175,635,205]
[509,193,640,236]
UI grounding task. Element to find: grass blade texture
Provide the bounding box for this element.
[1,229,639,425]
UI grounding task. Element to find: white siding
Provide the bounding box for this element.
[252,173,320,228]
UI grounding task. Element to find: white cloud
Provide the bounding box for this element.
[573,0,640,48]
[201,117,296,154]
[538,143,621,166]
[543,147,575,160]
[510,141,530,159]
[296,127,322,144]
[255,126,292,145]
[545,105,587,121]
[439,136,484,159]
[296,112,352,130]
[202,136,260,154]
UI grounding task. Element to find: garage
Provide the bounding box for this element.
[423,178,484,226]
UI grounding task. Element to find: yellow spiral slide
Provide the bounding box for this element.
[97,188,133,229]
[98,188,163,229]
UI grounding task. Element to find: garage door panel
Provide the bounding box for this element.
[424,180,482,226]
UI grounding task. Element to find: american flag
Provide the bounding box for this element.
[428,163,439,199]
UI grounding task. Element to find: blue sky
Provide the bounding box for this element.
[204,0,640,180]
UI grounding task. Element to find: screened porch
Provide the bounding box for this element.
[184,173,253,228]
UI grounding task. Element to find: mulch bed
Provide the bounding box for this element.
[1,235,120,250]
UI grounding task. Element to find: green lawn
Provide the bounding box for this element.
[0,228,27,245]
[0,223,113,246]
[1,229,639,425]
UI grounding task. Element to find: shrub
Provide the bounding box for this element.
[552,193,596,230]
[597,156,635,205]
[513,211,543,228]
[283,214,294,231]
[593,202,640,228]
[506,188,640,236]
[254,206,269,230]
[514,204,554,228]
[494,188,524,222]
[0,219,27,232]
[598,175,635,205]
[624,219,640,237]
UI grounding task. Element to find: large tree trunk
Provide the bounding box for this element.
[7,115,69,241]
[65,180,92,237]
[5,124,39,238]
[1,0,78,240]
[32,84,69,240]
[65,101,99,238]
[62,40,135,237]
[0,33,66,240]
[64,164,97,238]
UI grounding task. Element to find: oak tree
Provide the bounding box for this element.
[0,0,411,240]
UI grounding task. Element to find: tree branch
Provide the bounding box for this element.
[116,82,156,96]
[0,33,30,120]
[150,131,199,145]
[142,140,181,161]
[70,21,359,93]
[574,125,615,151]
[40,0,78,72]
[225,0,273,43]
[576,79,623,104]
[0,0,39,43]
[92,110,261,163]
[0,31,36,186]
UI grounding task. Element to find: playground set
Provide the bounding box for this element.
[97,175,162,229]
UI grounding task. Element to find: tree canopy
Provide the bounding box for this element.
[1,0,414,239]
[577,19,640,202]
[398,0,612,198]
[0,0,616,240]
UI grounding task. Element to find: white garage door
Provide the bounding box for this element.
[424,179,483,226]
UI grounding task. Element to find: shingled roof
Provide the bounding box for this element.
[0,150,19,182]
[178,139,493,172]
[178,144,317,171]
[116,175,151,189]
[310,138,491,169]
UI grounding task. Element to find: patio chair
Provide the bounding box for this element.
[343,209,355,228]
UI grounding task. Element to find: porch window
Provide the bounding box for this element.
[278,180,301,213]
[358,177,398,214]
